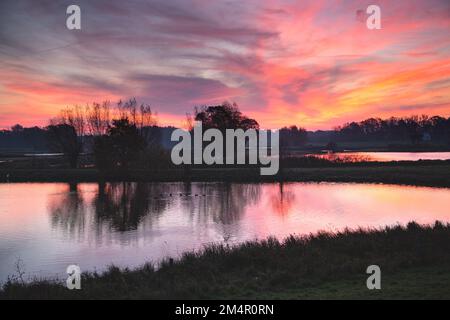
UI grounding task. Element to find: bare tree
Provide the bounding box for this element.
[139,103,157,129]
[48,98,161,169]
[115,98,158,144]
[184,112,194,131]
[117,98,137,123]
[86,101,111,136]
[48,105,86,168]
[57,105,86,138]
[47,123,82,168]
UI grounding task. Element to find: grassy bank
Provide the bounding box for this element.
[1,161,450,187]
[1,222,450,300]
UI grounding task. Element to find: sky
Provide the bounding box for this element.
[0,0,449,130]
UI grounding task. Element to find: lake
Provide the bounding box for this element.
[1,182,449,283]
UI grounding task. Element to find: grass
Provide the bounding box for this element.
[1,222,449,300]
[259,265,450,299]
[282,164,450,187]
[1,161,450,188]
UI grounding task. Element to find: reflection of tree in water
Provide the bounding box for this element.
[49,183,86,238]
[211,183,261,224]
[269,183,296,216]
[49,182,262,243]
[49,182,177,238]
[209,183,261,240]
[94,182,173,232]
[94,182,261,235]
[178,182,261,240]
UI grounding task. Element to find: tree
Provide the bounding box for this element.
[117,98,158,144]
[93,134,113,170]
[48,98,159,170]
[57,105,86,138]
[280,125,308,148]
[117,98,157,128]
[48,105,86,168]
[334,115,450,144]
[86,101,111,136]
[192,102,260,167]
[47,124,81,168]
[11,124,24,133]
[94,119,146,170]
[194,101,259,131]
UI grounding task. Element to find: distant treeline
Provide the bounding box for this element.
[0,123,176,153]
[333,115,450,144]
[0,125,48,152]
[1,100,449,158]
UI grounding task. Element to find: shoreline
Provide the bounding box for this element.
[1,161,450,188]
[2,222,449,300]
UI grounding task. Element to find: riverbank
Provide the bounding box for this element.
[1,161,450,187]
[1,222,449,299]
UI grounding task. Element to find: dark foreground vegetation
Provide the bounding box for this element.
[1,161,450,188]
[1,222,449,300]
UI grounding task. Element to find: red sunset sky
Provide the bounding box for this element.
[0,0,449,130]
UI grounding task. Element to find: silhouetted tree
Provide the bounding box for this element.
[11,124,24,133]
[94,119,146,170]
[47,124,81,168]
[53,105,86,138]
[93,135,113,170]
[191,102,260,166]
[117,98,157,129]
[194,101,259,131]
[280,125,308,148]
[334,115,450,144]
[47,105,86,168]
[86,101,111,136]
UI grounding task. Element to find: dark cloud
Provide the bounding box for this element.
[380,102,450,112]
[61,74,123,93]
[127,73,241,113]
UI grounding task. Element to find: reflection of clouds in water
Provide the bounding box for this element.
[269,183,296,217]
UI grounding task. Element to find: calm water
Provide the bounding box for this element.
[1,182,450,283]
[312,151,450,162]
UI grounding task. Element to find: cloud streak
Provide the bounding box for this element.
[0,0,449,129]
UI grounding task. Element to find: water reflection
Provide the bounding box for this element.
[94,183,168,232]
[309,151,450,162]
[269,183,296,216]
[2,181,450,282]
[48,182,261,241]
[49,183,87,238]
